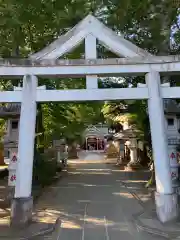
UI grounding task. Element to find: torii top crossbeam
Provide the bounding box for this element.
[0,14,180,77]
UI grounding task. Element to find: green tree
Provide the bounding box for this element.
[0,0,180,187]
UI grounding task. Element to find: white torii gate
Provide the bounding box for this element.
[2,14,179,226]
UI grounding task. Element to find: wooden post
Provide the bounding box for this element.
[85,34,97,89]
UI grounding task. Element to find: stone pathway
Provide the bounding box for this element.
[35,152,164,240]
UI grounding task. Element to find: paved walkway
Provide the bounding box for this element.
[35,153,163,240]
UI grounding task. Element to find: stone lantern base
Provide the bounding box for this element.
[125,162,142,171]
[68,145,78,159]
[116,156,129,169]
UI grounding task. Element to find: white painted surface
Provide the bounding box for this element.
[146,72,172,194]
[33,30,88,60]
[36,88,149,101]
[0,87,149,102]
[0,91,21,102]
[2,62,180,76]
[14,85,46,91]
[168,145,179,187]
[15,75,37,198]
[33,86,180,100]
[155,192,178,223]
[85,34,98,89]
[8,150,18,187]
[8,150,18,170]
[162,86,180,99]
[30,14,150,60]
[8,169,16,187]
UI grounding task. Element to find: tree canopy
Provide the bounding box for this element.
[0,0,179,149]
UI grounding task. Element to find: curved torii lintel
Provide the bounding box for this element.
[30,14,153,60]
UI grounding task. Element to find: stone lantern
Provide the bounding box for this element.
[113,125,143,170]
[104,133,119,159]
[123,126,143,170]
[113,131,128,167]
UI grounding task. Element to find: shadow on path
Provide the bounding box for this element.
[35,152,163,240]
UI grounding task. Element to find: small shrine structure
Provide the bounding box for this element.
[82,124,108,151]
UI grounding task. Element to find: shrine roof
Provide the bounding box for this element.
[0,103,20,118]
[164,99,180,114]
[84,124,107,138]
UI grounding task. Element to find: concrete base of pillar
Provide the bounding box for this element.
[10,196,33,228]
[155,192,179,223]
[116,159,128,170]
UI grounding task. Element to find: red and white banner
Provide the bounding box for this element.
[8,171,16,186]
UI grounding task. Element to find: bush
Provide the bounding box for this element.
[33,150,58,187]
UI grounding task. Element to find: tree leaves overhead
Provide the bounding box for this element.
[0,0,179,147]
[0,0,179,57]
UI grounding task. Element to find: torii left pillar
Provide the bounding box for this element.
[11,75,37,227]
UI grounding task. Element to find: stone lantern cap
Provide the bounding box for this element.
[113,125,143,140]
[123,126,143,138]
[163,99,180,115]
[113,132,127,140]
[104,133,114,141]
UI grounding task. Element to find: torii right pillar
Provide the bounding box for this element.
[146,71,178,223]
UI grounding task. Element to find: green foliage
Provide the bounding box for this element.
[42,101,104,146]
[0,118,6,142]
[102,99,152,150]
[0,0,178,58]
[0,0,179,185]
[33,151,57,187]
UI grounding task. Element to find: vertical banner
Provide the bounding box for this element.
[168,144,179,186]
[8,152,17,187]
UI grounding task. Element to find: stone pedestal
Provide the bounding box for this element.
[116,155,129,170]
[155,192,178,223]
[68,145,78,159]
[106,142,118,159]
[10,197,33,228]
[116,141,126,168]
[126,162,142,170]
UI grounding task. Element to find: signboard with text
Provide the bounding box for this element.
[8,170,16,186]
